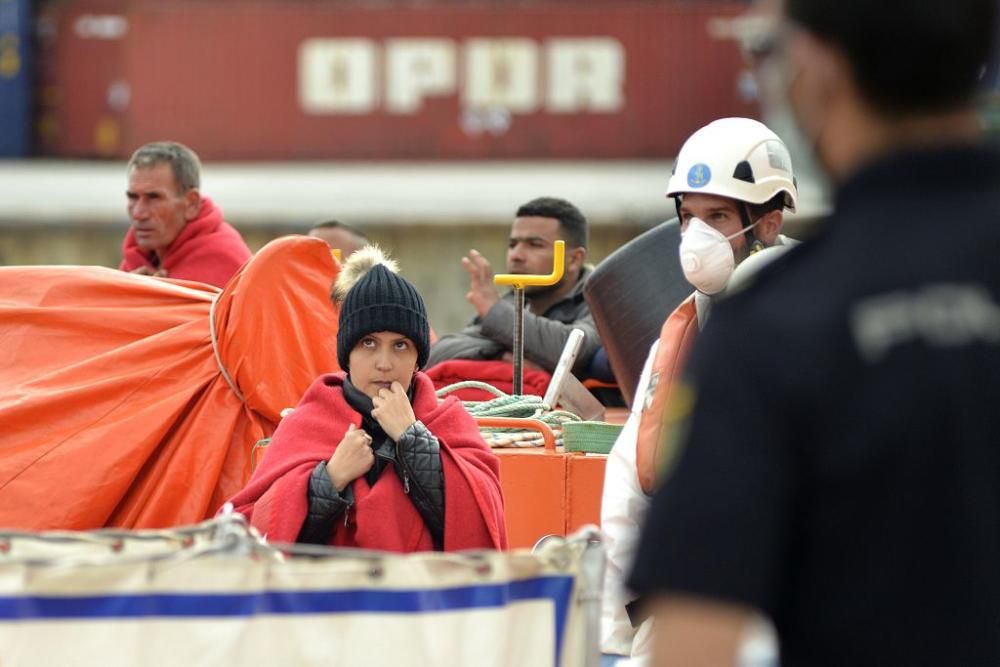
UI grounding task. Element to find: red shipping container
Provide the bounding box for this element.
[36,0,758,160]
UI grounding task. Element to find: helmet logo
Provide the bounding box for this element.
[687,163,711,188]
[766,140,792,172]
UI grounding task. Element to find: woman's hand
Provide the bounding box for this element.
[371,381,417,441]
[326,424,375,492]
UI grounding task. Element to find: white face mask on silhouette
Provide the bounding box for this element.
[678,217,758,295]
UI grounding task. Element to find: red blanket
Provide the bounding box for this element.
[226,372,507,552]
[120,197,251,288]
[426,359,552,402]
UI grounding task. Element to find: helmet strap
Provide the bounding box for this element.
[739,204,762,255]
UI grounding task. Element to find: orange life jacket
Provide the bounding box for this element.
[635,295,699,495]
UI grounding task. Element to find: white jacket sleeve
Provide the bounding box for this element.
[600,339,658,657]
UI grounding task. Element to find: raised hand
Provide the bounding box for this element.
[371,381,417,442]
[461,249,500,318]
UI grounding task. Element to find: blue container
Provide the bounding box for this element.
[0,0,30,157]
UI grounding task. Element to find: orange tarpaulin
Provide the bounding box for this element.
[0,236,340,530]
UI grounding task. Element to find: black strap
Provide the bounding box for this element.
[625,595,650,628]
[739,203,760,252]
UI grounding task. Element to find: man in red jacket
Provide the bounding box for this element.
[120,141,251,288]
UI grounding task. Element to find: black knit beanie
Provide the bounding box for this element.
[337,263,430,371]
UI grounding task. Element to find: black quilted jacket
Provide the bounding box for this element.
[298,380,445,549]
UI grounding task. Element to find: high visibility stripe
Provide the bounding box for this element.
[0,574,574,663]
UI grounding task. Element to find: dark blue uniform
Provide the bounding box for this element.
[629,143,1000,666]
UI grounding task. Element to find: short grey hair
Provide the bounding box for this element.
[127,141,201,192]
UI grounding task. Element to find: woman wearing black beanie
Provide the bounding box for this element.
[227,245,507,553]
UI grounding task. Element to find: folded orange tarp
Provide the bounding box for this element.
[0,235,340,530]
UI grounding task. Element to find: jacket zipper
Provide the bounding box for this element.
[395,454,441,533]
[380,437,442,536]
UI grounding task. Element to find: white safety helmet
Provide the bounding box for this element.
[666,117,798,212]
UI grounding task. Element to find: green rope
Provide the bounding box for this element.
[436,381,582,431]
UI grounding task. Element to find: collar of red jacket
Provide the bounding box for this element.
[121,196,223,268]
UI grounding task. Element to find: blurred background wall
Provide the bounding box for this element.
[0,0,902,333]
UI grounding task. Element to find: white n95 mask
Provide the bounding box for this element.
[678,217,755,295]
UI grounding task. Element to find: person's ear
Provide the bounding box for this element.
[788,30,850,133]
[757,210,783,245]
[567,246,587,274]
[183,188,202,221]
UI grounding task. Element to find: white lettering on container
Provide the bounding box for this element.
[297,37,626,116]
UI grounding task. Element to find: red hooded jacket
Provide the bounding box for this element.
[120,197,251,288]
[226,372,507,552]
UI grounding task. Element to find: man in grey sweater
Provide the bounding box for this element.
[428,197,600,378]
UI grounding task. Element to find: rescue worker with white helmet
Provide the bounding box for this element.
[600,117,797,666]
[670,116,798,296]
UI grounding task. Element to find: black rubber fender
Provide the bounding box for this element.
[584,219,691,407]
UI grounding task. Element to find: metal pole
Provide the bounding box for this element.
[512,286,525,395]
[493,240,564,397]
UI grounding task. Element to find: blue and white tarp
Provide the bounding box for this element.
[0,517,600,667]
